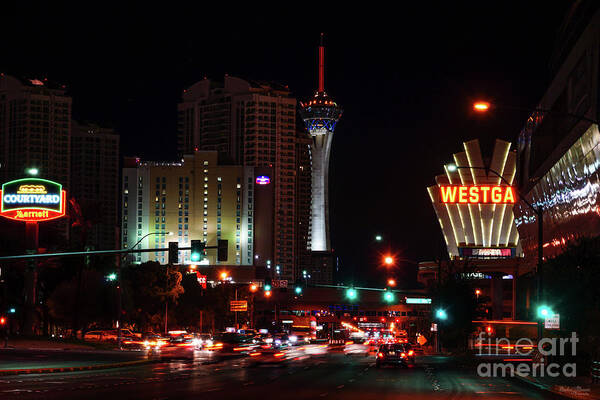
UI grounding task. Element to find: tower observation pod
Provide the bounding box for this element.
[299,33,343,252]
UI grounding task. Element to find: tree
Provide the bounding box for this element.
[121,262,183,333]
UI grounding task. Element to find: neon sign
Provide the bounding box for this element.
[256,176,270,185]
[439,185,516,204]
[1,178,66,222]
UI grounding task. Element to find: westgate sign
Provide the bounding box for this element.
[1,178,66,222]
[439,185,516,204]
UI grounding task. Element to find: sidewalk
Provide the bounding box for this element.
[2,338,100,351]
[0,339,150,375]
[515,373,600,399]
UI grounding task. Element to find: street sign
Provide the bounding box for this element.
[544,314,560,329]
[271,280,288,288]
[1,178,66,222]
[230,300,247,312]
[405,297,432,304]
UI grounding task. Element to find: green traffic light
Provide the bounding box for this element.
[191,252,200,262]
[383,291,395,303]
[346,288,357,300]
[295,286,302,294]
[436,309,447,320]
[264,284,272,291]
[537,305,554,319]
[106,273,117,281]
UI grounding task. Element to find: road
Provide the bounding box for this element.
[0,352,559,399]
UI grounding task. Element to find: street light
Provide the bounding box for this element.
[220,271,228,280]
[383,256,394,266]
[26,167,39,176]
[387,278,396,287]
[130,231,173,251]
[375,235,383,242]
[473,101,491,112]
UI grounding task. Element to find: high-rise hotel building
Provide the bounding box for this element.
[121,151,272,266]
[0,74,71,185]
[177,76,310,281]
[71,121,120,250]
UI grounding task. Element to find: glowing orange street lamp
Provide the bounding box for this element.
[475,289,481,299]
[264,290,272,298]
[387,278,396,287]
[384,256,394,266]
[473,101,491,112]
[249,283,258,293]
[220,271,228,280]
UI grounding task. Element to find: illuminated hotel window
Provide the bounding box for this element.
[203,232,207,236]
[204,177,208,182]
[217,177,222,182]
[203,218,208,223]
[204,197,208,202]
[236,184,241,189]
[204,190,208,195]
[204,211,208,216]
[204,169,208,173]
[204,161,208,166]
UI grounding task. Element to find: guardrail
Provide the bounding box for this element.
[592,360,600,383]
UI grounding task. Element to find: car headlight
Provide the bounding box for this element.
[144,340,150,347]
[265,338,273,344]
[275,339,281,345]
[205,339,213,347]
[289,336,297,343]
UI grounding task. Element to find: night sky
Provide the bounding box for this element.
[2,2,573,286]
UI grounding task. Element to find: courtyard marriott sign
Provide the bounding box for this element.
[439,185,516,204]
[1,178,66,222]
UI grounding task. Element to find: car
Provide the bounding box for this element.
[209,333,255,355]
[192,333,213,349]
[158,336,198,360]
[248,348,288,367]
[375,343,415,368]
[84,330,117,342]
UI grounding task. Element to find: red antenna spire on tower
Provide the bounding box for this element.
[318,33,325,93]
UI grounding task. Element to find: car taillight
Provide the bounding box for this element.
[274,352,285,358]
[408,350,414,356]
[345,341,353,345]
[250,352,261,357]
[400,352,406,358]
[234,347,247,351]
[377,352,384,358]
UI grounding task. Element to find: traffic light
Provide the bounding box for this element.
[217,239,228,262]
[537,305,554,319]
[168,242,179,264]
[295,286,303,295]
[383,290,395,303]
[346,288,357,300]
[436,309,448,320]
[191,240,205,262]
[264,277,272,292]
[106,273,117,281]
[0,316,5,325]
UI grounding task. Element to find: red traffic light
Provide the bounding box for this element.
[0,317,6,325]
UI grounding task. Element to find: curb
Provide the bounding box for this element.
[0,359,155,376]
